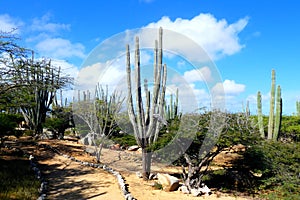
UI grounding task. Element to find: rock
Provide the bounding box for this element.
[136,171,143,178]
[199,183,211,196]
[110,143,120,150]
[127,145,140,151]
[157,173,179,192]
[85,146,96,156]
[149,173,157,180]
[179,185,190,194]
[79,132,98,146]
[190,188,201,197]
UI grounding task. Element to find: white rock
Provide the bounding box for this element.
[157,173,179,192]
[127,145,140,151]
[136,171,143,178]
[190,188,201,197]
[199,184,211,195]
[179,185,190,194]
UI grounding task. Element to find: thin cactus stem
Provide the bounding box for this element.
[126,44,141,146]
[273,85,282,141]
[296,101,300,116]
[257,91,264,138]
[267,69,276,140]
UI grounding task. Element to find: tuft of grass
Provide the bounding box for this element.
[0,153,40,200]
[152,182,163,190]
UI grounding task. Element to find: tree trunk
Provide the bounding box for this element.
[142,148,152,180]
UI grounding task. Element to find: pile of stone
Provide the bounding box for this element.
[29,155,48,200]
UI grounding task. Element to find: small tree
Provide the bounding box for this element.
[73,85,124,163]
[181,111,259,192]
[14,58,72,134]
[1,31,73,135]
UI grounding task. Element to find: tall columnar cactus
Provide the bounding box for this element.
[267,69,276,140]
[126,27,167,179]
[296,101,300,116]
[165,88,180,121]
[257,91,264,138]
[273,85,282,141]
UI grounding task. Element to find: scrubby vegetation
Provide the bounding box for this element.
[1,30,299,199]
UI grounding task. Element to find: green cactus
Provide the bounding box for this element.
[296,101,300,116]
[126,27,167,179]
[257,91,264,138]
[165,88,180,121]
[267,69,276,140]
[259,69,282,141]
[273,85,282,141]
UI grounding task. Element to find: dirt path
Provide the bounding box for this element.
[38,153,123,200]
[10,138,254,200]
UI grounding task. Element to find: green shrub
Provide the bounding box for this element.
[109,134,137,147]
[0,113,24,138]
[240,141,300,199]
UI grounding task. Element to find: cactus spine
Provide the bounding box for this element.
[257,91,264,138]
[273,85,282,141]
[126,28,167,179]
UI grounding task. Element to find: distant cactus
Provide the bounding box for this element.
[267,69,276,140]
[258,69,282,141]
[257,91,264,138]
[165,88,180,121]
[296,101,300,116]
[273,85,282,141]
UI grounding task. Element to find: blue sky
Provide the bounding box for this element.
[1,0,300,115]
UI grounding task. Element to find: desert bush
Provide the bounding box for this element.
[239,141,300,199]
[109,133,137,147]
[280,116,300,142]
[0,113,24,140]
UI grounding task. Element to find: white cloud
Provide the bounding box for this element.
[51,59,79,78]
[212,79,245,95]
[183,66,212,83]
[0,14,23,33]
[30,13,70,33]
[75,62,106,90]
[144,13,248,61]
[35,38,85,59]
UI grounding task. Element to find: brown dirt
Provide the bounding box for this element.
[5,137,256,200]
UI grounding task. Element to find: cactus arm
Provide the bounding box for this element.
[267,69,276,140]
[154,63,167,142]
[126,44,141,146]
[257,91,264,138]
[134,36,146,146]
[273,85,282,141]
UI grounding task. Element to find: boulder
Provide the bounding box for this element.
[157,173,179,192]
[191,188,201,197]
[199,183,211,196]
[127,145,140,151]
[179,185,190,194]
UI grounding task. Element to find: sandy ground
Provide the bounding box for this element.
[9,137,255,200]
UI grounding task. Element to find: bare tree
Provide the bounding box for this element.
[73,85,124,163]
